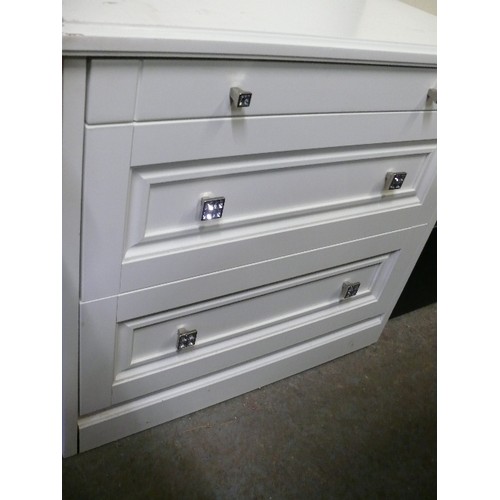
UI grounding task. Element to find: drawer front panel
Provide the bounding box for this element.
[86,59,437,124]
[81,117,436,300]
[80,225,418,415]
[125,144,433,253]
[117,256,386,373]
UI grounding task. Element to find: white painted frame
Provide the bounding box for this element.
[62,58,87,458]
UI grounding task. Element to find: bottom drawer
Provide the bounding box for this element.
[85,253,391,416]
[80,224,429,418]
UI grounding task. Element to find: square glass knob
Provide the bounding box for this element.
[427,88,437,104]
[230,87,252,108]
[201,196,225,221]
[342,281,361,299]
[177,328,197,351]
[385,172,407,190]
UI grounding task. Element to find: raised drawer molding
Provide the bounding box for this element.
[62,0,437,456]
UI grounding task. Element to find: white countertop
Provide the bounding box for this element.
[62,0,436,66]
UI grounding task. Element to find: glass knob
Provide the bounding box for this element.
[230,87,252,108]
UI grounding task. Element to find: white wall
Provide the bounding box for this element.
[400,0,436,15]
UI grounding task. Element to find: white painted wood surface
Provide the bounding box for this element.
[62,58,87,458]
[81,116,436,300]
[86,59,437,124]
[126,148,427,245]
[62,0,436,65]
[85,59,141,124]
[129,112,436,166]
[115,206,435,321]
[80,125,133,300]
[62,0,437,455]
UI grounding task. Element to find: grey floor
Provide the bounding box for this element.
[63,303,436,499]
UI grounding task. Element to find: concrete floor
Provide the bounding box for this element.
[63,303,436,499]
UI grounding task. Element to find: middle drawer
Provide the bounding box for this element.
[81,126,436,302]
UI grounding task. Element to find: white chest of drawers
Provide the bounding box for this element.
[62,0,437,456]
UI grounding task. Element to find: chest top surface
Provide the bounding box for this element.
[62,0,436,66]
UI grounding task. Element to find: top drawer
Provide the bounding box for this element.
[86,59,437,124]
